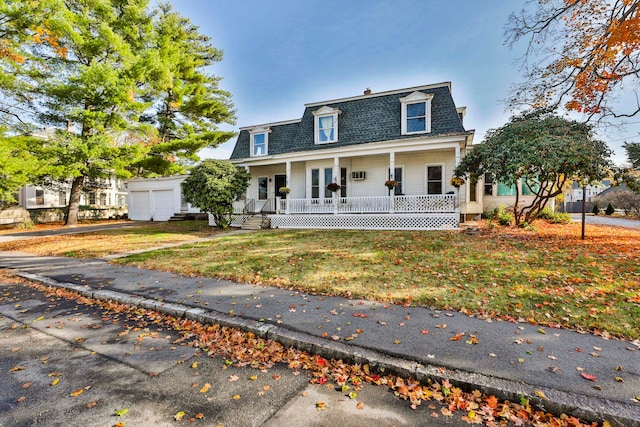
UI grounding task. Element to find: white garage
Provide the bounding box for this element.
[126,175,200,221]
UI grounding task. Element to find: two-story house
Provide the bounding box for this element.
[229,82,481,230]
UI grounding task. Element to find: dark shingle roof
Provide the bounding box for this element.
[230,84,466,160]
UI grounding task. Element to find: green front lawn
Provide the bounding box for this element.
[117,223,640,340]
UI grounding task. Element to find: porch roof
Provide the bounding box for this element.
[230,83,470,160]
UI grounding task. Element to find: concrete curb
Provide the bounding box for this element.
[15,271,640,427]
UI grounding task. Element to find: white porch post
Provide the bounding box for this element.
[285,161,291,215]
[389,151,395,214]
[455,145,461,219]
[333,156,339,214]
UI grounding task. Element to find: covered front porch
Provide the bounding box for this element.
[232,141,468,230]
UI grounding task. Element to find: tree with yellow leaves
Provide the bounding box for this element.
[507,0,640,120]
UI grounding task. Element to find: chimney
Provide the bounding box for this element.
[364,88,372,95]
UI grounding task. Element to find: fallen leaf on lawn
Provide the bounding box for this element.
[114,408,128,416]
[580,372,596,381]
[174,411,186,421]
[70,388,84,397]
[200,383,211,393]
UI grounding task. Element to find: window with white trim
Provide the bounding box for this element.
[313,106,341,144]
[388,166,404,195]
[399,91,433,135]
[249,126,271,157]
[426,164,444,195]
[258,177,268,200]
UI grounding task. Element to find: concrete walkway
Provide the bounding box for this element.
[1,247,638,426]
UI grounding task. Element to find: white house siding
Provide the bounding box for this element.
[19,181,127,209]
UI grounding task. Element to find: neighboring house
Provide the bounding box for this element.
[229,82,481,230]
[126,175,201,221]
[16,178,128,210]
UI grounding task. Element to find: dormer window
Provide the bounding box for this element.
[400,91,433,135]
[249,126,271,157]
[313,106,341,144]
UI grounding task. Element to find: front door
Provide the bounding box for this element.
[274,174,287,199]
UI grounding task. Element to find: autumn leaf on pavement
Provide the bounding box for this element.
[50,378,60,386]
[114,408,128,416]
[580,372,596,381]
[228,375,239,382]
[200,383,211,393]
[450,333,464,341]
[191,361,198,369]
[356,402,364,409]
[174,411,186,421]
[316,401,326,410]
[70,388,84,397]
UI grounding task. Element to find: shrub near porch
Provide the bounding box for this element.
[119,223,640,340]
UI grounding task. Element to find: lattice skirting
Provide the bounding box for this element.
[268,214,459,230]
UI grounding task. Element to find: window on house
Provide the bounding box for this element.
[340,167,347,198]
[99,193,106,206]
[35,189,44,205]
[313,107,340,144]
[311,167,343,198]
[426,165,443,195]
[388,167,404,195]
[88,192,96,205]
[251,133,267,156]
[311,169,320,198]
[118,195,125,206]
[483,173,494,196]
[469,181,477,202]
[318,116,335,143]
[400,91,433,135]
[324,168,334,198]
[406,102,426,133]
[258,177,268,200]
[497,181,517,196]
[58,191,66,206]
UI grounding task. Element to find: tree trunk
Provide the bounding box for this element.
[65,175,84,226]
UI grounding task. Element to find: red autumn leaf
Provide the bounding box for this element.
[421,329,429,335]
[580,372,596,381]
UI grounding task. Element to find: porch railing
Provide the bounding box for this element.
[278,195,456,214]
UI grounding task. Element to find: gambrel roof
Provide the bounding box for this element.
[230,82,468,160]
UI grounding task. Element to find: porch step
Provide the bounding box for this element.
[241,216,270,230]
[168,213,189,221]
[168,213,208,221]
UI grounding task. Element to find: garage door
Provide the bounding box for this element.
[129,191,150,220]
[152,189,175,221]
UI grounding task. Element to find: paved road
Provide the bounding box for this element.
[0,276,464,427]
[571,213,640,229]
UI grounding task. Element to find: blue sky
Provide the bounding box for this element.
[168,0,636,165]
